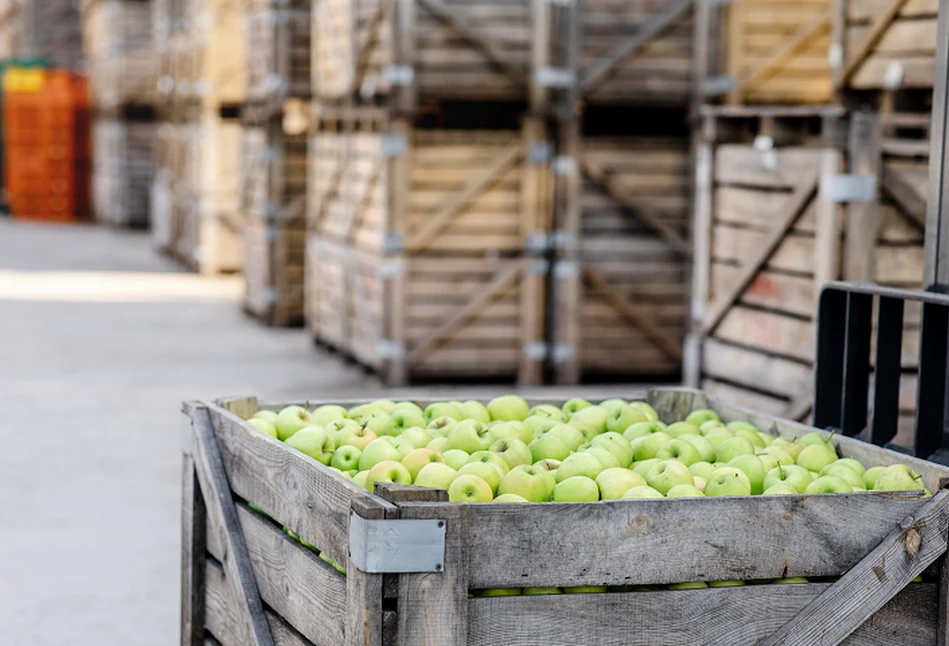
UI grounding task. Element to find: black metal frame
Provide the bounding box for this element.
[814,282,949,463]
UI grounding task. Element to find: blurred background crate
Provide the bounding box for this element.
[0,0,25,61]
[82,0,154,110]
[91,117,154,228]
[23,0,84,69]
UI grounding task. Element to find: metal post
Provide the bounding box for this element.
[924,0,949,290]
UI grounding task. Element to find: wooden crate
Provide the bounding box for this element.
[81,0,154,111]
[182,388,949,646]
[241,116,308,326]
[686,106,927,444]
[246,5,311,110]
[833,0,939,93]
[0,0,25,60]
[306,237,546,384]
[92,117,154,228]
[551,128,692,383]
[151,121,179,252]
[697,0,834,105]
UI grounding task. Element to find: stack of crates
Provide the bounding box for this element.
[3,67,91,221]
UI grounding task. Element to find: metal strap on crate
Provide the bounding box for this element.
[349,511,446,573]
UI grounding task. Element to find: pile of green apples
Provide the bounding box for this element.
[245,395,927,504]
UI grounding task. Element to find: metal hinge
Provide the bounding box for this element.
[382,232,404,253]
[534,66,576,89]
[883,62,904,90]
[523,341,549,361]
[822,174,877,203]
[386,64,415,86]
[550,230,574,251]
[702,75,736,96]
[526,230,549,253]
[526,258,549,275]
[528,142,554,165]
[554,260,579,279]
[349,512,446,573]
[266,225,280,242]
[753,136,778,171]
[258,287,279,307]
[552,156,577,176]
[264,202,280,221]
[827,44,843,69]
[376,340,405,360]
[377,258,405,279]
[382,133,406,158]
[552,343,576,364]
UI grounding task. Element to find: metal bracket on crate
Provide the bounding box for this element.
[550,229,575,251]
[553,260,579,280]
[157,76,174,94]
[264,202,280,221]
[349,512,446,573]
[258,287,279,307]
[266,74,288,93]
[821,174,877,203]
[551,344,576,364]
[376,258,405,279]
[701,75,736,96]
[523,341,549,362]
[266,225,280,243]
[385,64,415,86]
[526,258,549,275]
[754,135,778,171]
[526,230,549,254]
[883,61,905,90]
[376,340,406,360]
[382,133,407,158]
[552,156,578,176]
[262,147,282,164]
[382,232,405,253]
[534,66,576,89]
[827,44,844,70]
[527,142,554,165]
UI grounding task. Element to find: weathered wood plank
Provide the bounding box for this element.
[181,451,207,646]
[204,403,396,567]
[839,0,911,86]
[467,583,936,646]
[189,406,274,646]
[760,491,949,645]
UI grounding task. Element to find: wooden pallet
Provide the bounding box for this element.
[551,131,691,383]
[686,106,927,447]
[241,117,308,326]
[81,0,154,111]
[182,388,949,646]
[697,0,834,105]
[834,0,939,93]
[246,4,311,112]
[92,117,154,228]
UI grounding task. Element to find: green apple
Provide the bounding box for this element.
[335,423,376,450]
[391,408,426,434]
[799,432,830,446]
[331,445,362,471]
[424,402,465,423]
[863,465,885,489]
[487,395,530,421]
[763,482,798,495]
[833,458,866,476]
[645,460,694,495]
[523,415,554,434]
[285,426,336,464]
[476,588,522,598]
[326,417,358,437]
[656,439,702,466]
[401,448,445,480]
[531,421,560,443]
[553,476,600,502]
[699,420,724,435]
[769,438,805,461]
[366,460,413,491]
[873,464,925,492]
[716,437,756,463]
[595,468,646,499]
[667,484,705,498]
[442,449,470,471]
[678,434,715,463]
[606,404,649,434]
[728,454,766,494]
[427,437,450,453]
[668,582,708,590]
[348,402,385,422]
[275,405,313,441]
[490,421,533,445]
[399,426,432,448]
[489,437,532,469]
[758,453,781,474]
[570,405,610,434]
[805,475,852,494]
[311,404,348,427]
[563,586,607,594]
[468,451,510,475]
[251,410,278,424]
[705,468,751,496]
[584,447,621,470]
[388,436,416,457]
[549,424,587,451]
[758,445,795,467]
[599,398,628,412]
[704,429,736,451]
[427,416,458,437]
[493,493,528,503]
[623,421,666,442]
[685,409,720,426]
[498,464,552,501]
[527,404,568,422]
[726,420,759,434]
[447,420,493,454]
[693,477,708,492]
[458,462,503,494]
[757,432,774,447]
[362,412,396,438]
[562,397,592,415]
[568,421,599,444]
[460,400,491,423]
[353,471,369,489]
[709,580,744,587]
[413,462,458,490]
[731,428,765,449]
[359,438,404,471]
[689,461,716,480]
[630,402,659,421]
[556,453,605,482]
[523,587,562,595]
[763,465,812,493]
[820,463,866,490]
[666,422,701,438]
[592,432,634,467]
[631,432,673,461]
[530,434,571,463]
[248,418,278,438]
[631,458,660,478]
[448,474,494,502]
[773,577,809,584]
[394,401,422,414]
[796,443,838,473]
[622,486,664,499]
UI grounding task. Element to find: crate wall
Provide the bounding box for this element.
[23,0,84,69]
[686,107,926,447]
[246,5,311,108]
[92,118,154,227]
[0,0,25,59]
[82,0,154,111]
[177,0,247,109]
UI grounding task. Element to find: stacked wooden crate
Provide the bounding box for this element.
[151,0,246,273]
[306,0,552,382]
[23,0,84,69]
[0,0,24,60]
[240,0,310,323]
[548,0,698,383]
[83,0,156,228]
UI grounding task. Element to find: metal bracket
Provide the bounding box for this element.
[552,156,577,176]
[534,66,576,89]
[527,142,554,165]
[701,75,736,96]
[349,512,446,573]
[822,174,877,203]
[386,64,415,86]
[264,202,280,221]
[377,258,405,279]
[554,260,579,279]
[550,229,575,250]
[753,135,778,171]
[382,133,407,158]
[526,258,549,275]
[180,414,194,456]
[526,230,549,253]
[266,226,280,243]
[883,61,905,90]
[552,343,576,364]
[523,341,549,361]
[259,287,279,307]
[382,232,405,253]
[827,43,843,69]
[376,340,406,360]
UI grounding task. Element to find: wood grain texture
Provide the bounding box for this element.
[190,407,274,646]
[204,403,396,567]
[760,491,949,645]
[466,582,936,646]
[181,454,207,646]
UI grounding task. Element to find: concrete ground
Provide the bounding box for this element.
[0,219,641,644]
